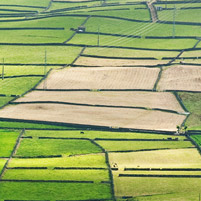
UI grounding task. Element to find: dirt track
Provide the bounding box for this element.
[37,67,160,90]
[0,103,185,131]
[15,91,185,113]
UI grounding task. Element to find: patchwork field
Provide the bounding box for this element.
[0,0,201,200]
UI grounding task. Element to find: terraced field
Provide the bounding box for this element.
[0,0,201,200]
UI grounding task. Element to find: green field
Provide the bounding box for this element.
[179,93,201,130]
[0,159,6,173]
[16,138,102,157]
[0,182,112,201]
[0,130,19,157]
[97,140,193,151]
[9,154,107,168]
[0,0,201,200]
[23,130,186,140]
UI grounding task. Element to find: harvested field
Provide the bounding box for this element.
[14,91,185,113]
[75,57,168,66]
[109,149,201,168]
[37,67,160,90]
[158,65,201,91]
[0,103,185,131]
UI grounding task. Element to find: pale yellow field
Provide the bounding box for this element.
[37,67,160,90]
[75,57,168,66]
[158,65,201,91]
[0,103,185,131]
[14,91,185,113]
[109,148,201,169]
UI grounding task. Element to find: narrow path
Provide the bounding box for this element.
[147,0,158,23]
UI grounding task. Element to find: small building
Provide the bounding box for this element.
[77,26,86,33]
[156,6,163,11]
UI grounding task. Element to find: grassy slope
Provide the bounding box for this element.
[0,182,112,201]
[23,130,186,140]
[0,130,20,157]
[179,92,201,130]
[9,154,107,168]
[16,138,102,157]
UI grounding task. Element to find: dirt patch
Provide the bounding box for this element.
[0,103,185,131]
[158,65,201,91]
[37,67,160,90]
[75,57,168,66]
[15,91,184,113]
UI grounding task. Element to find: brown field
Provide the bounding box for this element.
[37,67,160,90]
[109,148,201,169]
[15,91,185,113]
[158,65,201,91]
[0,103,185,131]
[75,57,168,66]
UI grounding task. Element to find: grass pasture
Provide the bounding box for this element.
[0,159,6,174]
[9,154,107,168]
[3,169,109,182]
[23,130,186,140]
[0,182,112,201]
[15,138,102,157]
[97,140,193,152]
[0,130,19,157]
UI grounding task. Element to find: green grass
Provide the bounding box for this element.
[23,130,186,140]
[0,96,14,108]
[0,46,82,64]
[84,47,179,59]
[85,17,201,37]
[9,154,107,168]
[0,0,50,7]
[96,140,193,151]
[0,76,42,95]
[0,159,6,174]
[16,138,102,157]
[0,130,20,157]
[2,66,50,76]
[70,34,197,49]
[73,5,150,21]
[3,169,109,182]
[0,182,111,201]
[0,121,74,129]
[179,92,201,129]
[191,135,201,146]
[0,16,86,43]
[158,8,201,23]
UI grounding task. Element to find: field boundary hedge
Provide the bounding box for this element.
[11,100,183,115]
[0,129,24,179]
[153,67,163,91]
[0,117,176,134]
[186,134,201,156]
[108,147,194,153]
[71,46,86,65]
[80,54,156,60]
